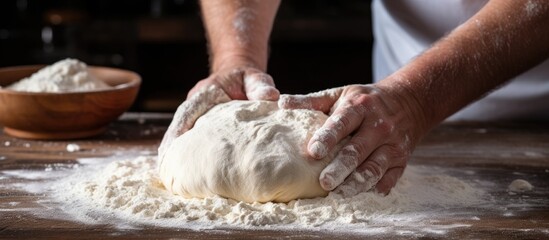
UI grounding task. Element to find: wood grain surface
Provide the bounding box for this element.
[1,114,548,239]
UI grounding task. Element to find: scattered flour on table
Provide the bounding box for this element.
[6,58,111,93]
[66,143,81,152]
[51,156,487,229]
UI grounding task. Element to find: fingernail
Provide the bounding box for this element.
[309,141,328,159]
[319,173,335,191]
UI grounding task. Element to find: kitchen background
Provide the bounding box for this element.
[0,0,373,112]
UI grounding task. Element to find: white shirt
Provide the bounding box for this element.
[372,0,549,121]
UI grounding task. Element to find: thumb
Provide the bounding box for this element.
[188,76,246,101]
[243,70,280,101]
[278,87,344,113]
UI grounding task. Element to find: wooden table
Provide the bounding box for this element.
[1,113,548,239]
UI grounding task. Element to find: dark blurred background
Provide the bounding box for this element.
[0,0,373,112]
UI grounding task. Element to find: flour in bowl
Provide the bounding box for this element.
[6,58,112,92]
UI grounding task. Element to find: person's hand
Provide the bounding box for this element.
[187,67,279,102]
[158,85,229,163]
[278,84,426,195]
[158,67,280,162]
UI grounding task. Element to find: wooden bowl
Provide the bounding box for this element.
[0,65,141,140]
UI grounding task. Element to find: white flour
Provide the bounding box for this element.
[52,156,487,229]
[6,58,111,92]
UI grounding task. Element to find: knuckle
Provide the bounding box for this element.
[361,160,384,179]
[354,94,371,105]
[349,137,368,156]
[330,113,351,132]
[359,150,391,177]
[375,119,394,135]
[353,94,374,109]
[391,148,411,165]
[341,142,366,167]
[343,94,372,117]
[340,144,360,158]
[335,147,360,170]
[334,98,352,111]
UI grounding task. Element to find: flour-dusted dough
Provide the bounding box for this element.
[159,100,343,203]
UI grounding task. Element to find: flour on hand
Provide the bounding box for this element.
[159,100,345,203]
[7,58,111,93]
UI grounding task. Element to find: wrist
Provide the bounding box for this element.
[211,51,267,73]
[374,78,432,142]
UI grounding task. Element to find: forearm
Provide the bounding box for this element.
[378,0,549,133]
[200,0,280,72]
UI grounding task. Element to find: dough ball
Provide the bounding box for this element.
[159,100,343,203]
[508,179,533,192]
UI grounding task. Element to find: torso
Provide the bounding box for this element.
[372,0,549,121]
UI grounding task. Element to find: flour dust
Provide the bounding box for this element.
[46,156,490,232]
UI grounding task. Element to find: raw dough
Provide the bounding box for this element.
[508,179,533,192]
[159,100,343,203]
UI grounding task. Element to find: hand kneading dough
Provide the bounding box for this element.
[159,100,343,203]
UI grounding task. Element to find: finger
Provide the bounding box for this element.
[346,146,393,192]
[332,170,376,198]
[307,100,367,159]
[188,73,247,100]
[158,85,230,161]
[187,78,213,99]
[243,71,280,101]
[374,167,405,195]
[278,87,344,113]
[319,133,384,191]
